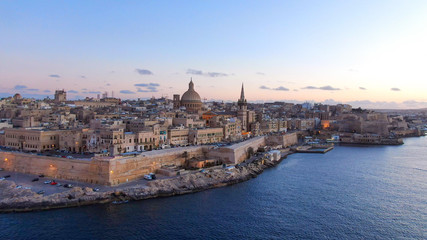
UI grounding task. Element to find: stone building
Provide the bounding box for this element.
[188,128,223,145]
[4,128,60,152]
[59,129,84,153]
[210,116,242,141]
[54,90,67,103]
[172,117,206,128]
[59,127,160,155]
[168,128,189,146]
[173,79,202,113]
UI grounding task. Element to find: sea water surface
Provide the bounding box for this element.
[1,137,426,239]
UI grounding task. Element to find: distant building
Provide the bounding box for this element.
[54,90,66,103]
[173,94,181,109]
[12,93,22,101]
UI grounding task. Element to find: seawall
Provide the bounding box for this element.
[0,133,298,187]
[0,152,293,213]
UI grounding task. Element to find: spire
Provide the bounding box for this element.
[189,78,194,90]
[238,83,247,109]
[240,83,245,101]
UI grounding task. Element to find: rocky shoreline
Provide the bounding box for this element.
[0,153,292,213]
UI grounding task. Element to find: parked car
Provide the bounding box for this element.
[3,175,11,178]
[0,177,5,181]
[93,188,100,192]
[39,174,45,178]
[32,178,39,182]
[57,183,62,187]
[144,173,156,180]
[66,156,73,159]
[44,180,52,184]
[50,181,57,185]
[0,168,4,171]
[16,185,22,189]
[64,184,73,188]
[37,190,45,195]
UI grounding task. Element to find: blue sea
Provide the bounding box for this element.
[1,137,426,239]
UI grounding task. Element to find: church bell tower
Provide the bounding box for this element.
[237,83,248,132]
[238,83,247,111]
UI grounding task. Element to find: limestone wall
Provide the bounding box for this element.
[0,152,110,185]
[0,135,294,186]
[108,146,205,185]
[0,146,206,186]
[206,147,235,164]
[208,136,266,164]
[265,132,298,148]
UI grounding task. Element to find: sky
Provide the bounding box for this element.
[1,0,427,109]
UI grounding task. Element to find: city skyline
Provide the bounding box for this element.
[1,1,427,109]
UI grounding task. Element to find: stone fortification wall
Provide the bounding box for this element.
[0,146,206,186]
[208,136,266,164]
[0,152,110,185]
[108,146,205,185]
[265,132,298,148]
[0,135,295,186]
[361,121,389,136]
